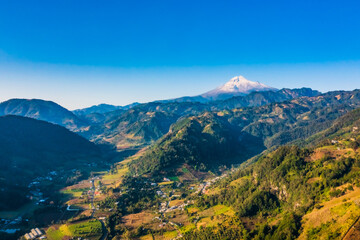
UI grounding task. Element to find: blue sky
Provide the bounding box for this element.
[0,0,359,109]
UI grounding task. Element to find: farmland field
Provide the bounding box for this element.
[46,219,102,240]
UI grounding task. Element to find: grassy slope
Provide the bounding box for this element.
[46,219,102,240]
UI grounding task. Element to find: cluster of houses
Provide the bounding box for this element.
[27,171,60,204]
[28,171,57,189]
[196,173,228,194]
[159,201,169,213]
[0,217,23,234]
[156,190,167,198]
[163,177,171,182]
[159,198,190,213]
[167,202,189,212]
[24,228,44,240]
[0,217,22,225]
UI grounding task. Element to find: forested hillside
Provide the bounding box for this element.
[129,90,360,176]
[82,88,319,149]
[95,107,360,240]
[129,113,264,175]
[183,109,360,239]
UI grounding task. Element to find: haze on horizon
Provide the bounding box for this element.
[0,0,359,109]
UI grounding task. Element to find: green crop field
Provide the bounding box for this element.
[169,176,180,181]
[46,219,102,240]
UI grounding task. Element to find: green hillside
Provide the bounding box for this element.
[129,113,264,175]
[84,88,319,149]
[183,113,360,239]
[98,105,360,240]
[128,90,360,176]
[0,115,102,211]
[3,90,360,240]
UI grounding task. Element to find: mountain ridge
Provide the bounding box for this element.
[128,89,360,175]
[73,102,140,115]
[0,98,87,130]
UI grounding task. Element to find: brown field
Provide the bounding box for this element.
[66,197,84,206]
[122,211,155,228]
[307,147,355,162]
[343,217,360,240]
[298,186,360,240]
[177,165,198,182]
[169,199,184,207]
[64,179,91,190]
[204,187,221,196]
[165,209,191,225]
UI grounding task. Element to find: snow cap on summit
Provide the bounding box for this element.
[202,76,277,99]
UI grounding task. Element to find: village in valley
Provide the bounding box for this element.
[0,150,232,240]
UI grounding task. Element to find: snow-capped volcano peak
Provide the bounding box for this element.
[201,76,277,100]
[219,76,274,93]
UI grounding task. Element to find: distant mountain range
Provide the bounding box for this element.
[73,76,276,109]
[82,87,319,149]
[163,76,279,103]
[0,77,321,150]
[213,87,320,109]
[1,75,360,240]
[129,89,360,175]
[73,102,140,115]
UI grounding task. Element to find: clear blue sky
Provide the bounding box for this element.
[0,0,359,109]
